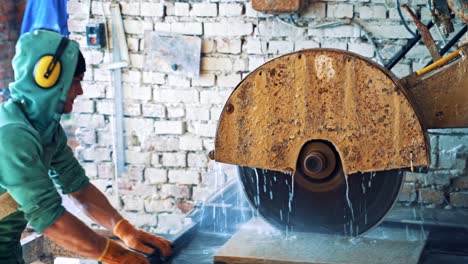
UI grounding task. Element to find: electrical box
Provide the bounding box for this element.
[86,23,106,48]
[252,0,303,13]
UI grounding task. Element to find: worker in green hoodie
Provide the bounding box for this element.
[0,30,171,263]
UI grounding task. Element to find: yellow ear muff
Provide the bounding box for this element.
[34,55,62,89]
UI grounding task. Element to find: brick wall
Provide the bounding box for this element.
[67,0,468,232]
[0,0,25,102]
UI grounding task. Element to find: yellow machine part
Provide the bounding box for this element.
[213,49,430,175]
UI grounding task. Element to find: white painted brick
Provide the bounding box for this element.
[68,19,87,33]
[125,118,155,135]
[123,84,152,101]
[421,7,432,22]
[202,57,233,72]
[96,100,114,115]
[233,58,249,72]
[123,166,145,182]
[167,106,185,118]
[202,39,216,54]
[124,102,141,116]
[359,5,387,19]
[205,22,253,37]
[142,135,179,152]
[73,114,106,129]
[122,195,145,211]
[321,40,347,50]
[130,54,144,68]
[67,0,89,16]
[186,106,210,121]
[155,121,186,135]
[151,153,161,167]
[180,135,204,151]
[93,68,111,82]
[191,3,218,17]
[81,147,112,162]
[174,3,190,16]
[165,2,175,16]
[188,153,208,168]
[123,70,142,84]
[171,22,203,35]
[243,39,267,54]
[162,153,187,167]
[91,1,111,16]
[210,106,223,121]
[75,127,96,146]
[406,45,431,59]
[217,74,242,88]
[200,90,231,104]
[81,162,98,178]
[143,72,166,85]
[142,103,166,118]
[145,168,167,184]
[258,21,305,37]
[389,7,414,21]
[301,2,326,18]
[168,170,200,185]
[160,184,191,199]
[219,3,244,16]
[168,75,191,87]
[192,73,215,87]
[97,163,114,179]
[189,122,217,137]
[203,138,215,151]
[365,23,415,38]
[217,38,242,54]
[154,89,199,103]
[295,40,320,51]
[327,3,354,18]
[127,37,140,52]
[121,1,140,16]
[391,63,412,78]
[96,128,113,147]
[348,42,375,57]
[126,150,152,165]
[144,198,175,213]
[268,40,294,54]
[249,57,268,71]
[73,99,94,113]
[308,25,361,38]
[123,20,153,35]
[412,61,426,72]
[82,50,104,65]
[154,22,171,33]
[140,2,165,17]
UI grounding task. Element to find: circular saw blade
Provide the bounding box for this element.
[238,166,403,236]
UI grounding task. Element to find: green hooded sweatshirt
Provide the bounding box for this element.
[0,30,90,262]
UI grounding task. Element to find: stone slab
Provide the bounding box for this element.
[214,218,426,264]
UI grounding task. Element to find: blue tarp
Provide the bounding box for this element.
[20,0,69,36]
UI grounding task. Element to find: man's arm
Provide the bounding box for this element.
[68,182,172,257]
[68,182,123,231]
[42,210,106,259]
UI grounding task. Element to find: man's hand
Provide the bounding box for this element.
[99,239,149,264]
[114,219,172,257]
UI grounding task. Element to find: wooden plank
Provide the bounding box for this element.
[214,218,426,264]
[252,0,303,13]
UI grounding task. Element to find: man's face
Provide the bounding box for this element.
[63,73,84,113]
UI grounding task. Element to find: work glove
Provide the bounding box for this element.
[114,219,172,258]
[98,239,149,264]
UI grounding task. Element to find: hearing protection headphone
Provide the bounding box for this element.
[33,37,70,89]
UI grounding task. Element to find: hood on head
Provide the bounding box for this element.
[9,30,80,132]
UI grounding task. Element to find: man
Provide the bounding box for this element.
[0,30,171,263]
